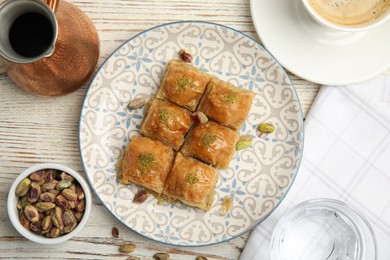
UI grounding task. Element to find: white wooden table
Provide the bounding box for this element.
[0,0,320,259]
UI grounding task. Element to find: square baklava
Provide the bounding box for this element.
[198,77,254,130]
[157,59,213,111]
[163,152,218,211]
[118,136,174,194]
[181,121,239,169]
[140,99,193,150]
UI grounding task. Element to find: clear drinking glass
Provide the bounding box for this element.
[270,199,377,260]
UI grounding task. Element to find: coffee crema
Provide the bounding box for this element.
[308,0,390,26]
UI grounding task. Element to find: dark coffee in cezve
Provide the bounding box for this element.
[9,12,54,58]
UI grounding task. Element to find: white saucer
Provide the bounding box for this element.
[250,0,390,85]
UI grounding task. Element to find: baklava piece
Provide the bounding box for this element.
[140,99,193,151]
[181,121,239,169]
[118,136,174,194]
[157,59,213,111]
[198,77,254,130]
[163,153,218,211]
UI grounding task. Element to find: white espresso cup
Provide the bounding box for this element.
[302,0,390,32]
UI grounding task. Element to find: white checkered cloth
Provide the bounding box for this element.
[240,74,390,260]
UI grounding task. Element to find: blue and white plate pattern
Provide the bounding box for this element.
[79,21,304,246]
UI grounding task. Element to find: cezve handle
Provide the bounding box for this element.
[45,0,59,12]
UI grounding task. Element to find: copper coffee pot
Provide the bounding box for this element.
[0,0,99,96]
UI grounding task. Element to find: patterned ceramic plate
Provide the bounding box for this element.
[79,21,304,246]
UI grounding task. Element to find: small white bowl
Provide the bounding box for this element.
[7,163,92,244]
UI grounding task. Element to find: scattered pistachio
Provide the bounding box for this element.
[133,190,148,204]
[196,257,208,260]
[15,178,31,196]
[153,252,170,260]
[112,226,119,238]
[179,49,193,63]
[127,257,141,260]
[236,136,253,151]
[192,111,208,124]
[119,244,136,253]
[258,123,275,134]
[128,97,146,110]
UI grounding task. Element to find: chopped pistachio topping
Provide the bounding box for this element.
[159,109,172,123]
[186,172,198,185]
[223,91,238,105]
[137,153,155,173]
[176,77,193,92]
[201,133,217,145]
